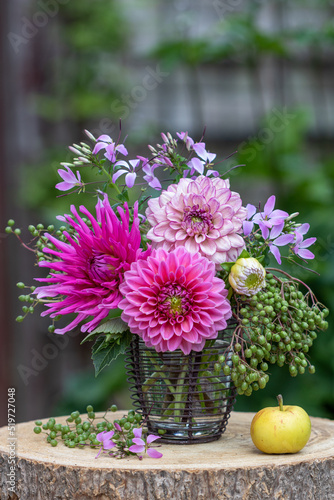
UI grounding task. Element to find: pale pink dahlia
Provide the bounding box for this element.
[118,247,232,355]
[145,176,247,264]
[34,195,150,334]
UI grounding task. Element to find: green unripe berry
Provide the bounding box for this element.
[237,364,246,374]
[250,358,258,368]
[231,354,239,365]
[35,420,42,426]
[214,362,221,372]
[289,365,298,377]
[223,365,231,376]
[34,426,42,434]
[88,412,95,419]
[308,365,316,374]
[110,405,118,412]
[123,422,131,431]
[258,377,267,389]
[71,411,80,420]
[86,405,94,413]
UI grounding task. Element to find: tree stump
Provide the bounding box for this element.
[0,411,333,500]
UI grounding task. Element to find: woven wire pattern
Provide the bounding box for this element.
[125,324,237,444]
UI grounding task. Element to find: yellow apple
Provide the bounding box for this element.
[250,395,311,454]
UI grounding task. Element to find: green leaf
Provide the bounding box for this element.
[92,316,128,335]
[220,262,234,272]
[92,330,132,377]
[239,249,250,259]
[80,313,126,344]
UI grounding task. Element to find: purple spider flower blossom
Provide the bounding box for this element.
[242,204,257,236]
[112,159,139,188]
[186,148,217,176]
[244,196,289,239]
[56,166,83,192]
[92,134,128,161]
[176,131,194,150]
[95,430,116,458]
[142,160,162,190]
[128,427,163,459]
[292,224,316,260]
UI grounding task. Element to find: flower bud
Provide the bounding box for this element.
[229,257,266,296]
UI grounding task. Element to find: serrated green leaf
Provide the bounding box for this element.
[80,313,127,344]
[93,316,128,334]
[92,330,132,376]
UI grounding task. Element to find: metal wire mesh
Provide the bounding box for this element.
[125,324,237,444]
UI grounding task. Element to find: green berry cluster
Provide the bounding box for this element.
[229,273,329,396]
[33,405,149,458]
[6,218,88,328]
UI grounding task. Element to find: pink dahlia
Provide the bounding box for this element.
[118,247,232,355]
[145,176,247,264]
[34,195,150,334]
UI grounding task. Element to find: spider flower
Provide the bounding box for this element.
[34,195,150,334]
[128,427,162,459]
[145,176,247,264]
[118,247,232,355]
[229,257,266,296]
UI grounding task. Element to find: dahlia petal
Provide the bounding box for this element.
[199,238,216,256]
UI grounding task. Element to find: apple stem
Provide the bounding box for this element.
[277,394,284,411]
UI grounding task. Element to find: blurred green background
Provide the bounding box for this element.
[1,0,333,426]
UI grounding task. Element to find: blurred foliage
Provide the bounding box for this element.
[151,2,334,69]
[32,0,129,123]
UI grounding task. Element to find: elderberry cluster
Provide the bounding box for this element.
[229,273,329,396]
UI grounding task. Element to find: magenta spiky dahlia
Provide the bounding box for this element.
[145,176,247,264]
[34,195,150,334]
[118,247,232,355]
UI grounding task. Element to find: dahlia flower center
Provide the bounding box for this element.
[183,205,213,234]
[158,284,191,318]
[87,253,116,283]
[245,272,261,288]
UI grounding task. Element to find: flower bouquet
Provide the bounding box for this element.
[8,128,329,444]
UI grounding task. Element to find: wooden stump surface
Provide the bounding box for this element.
[0,411,333,500]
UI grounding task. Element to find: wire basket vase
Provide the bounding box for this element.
[125,324,237,444]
